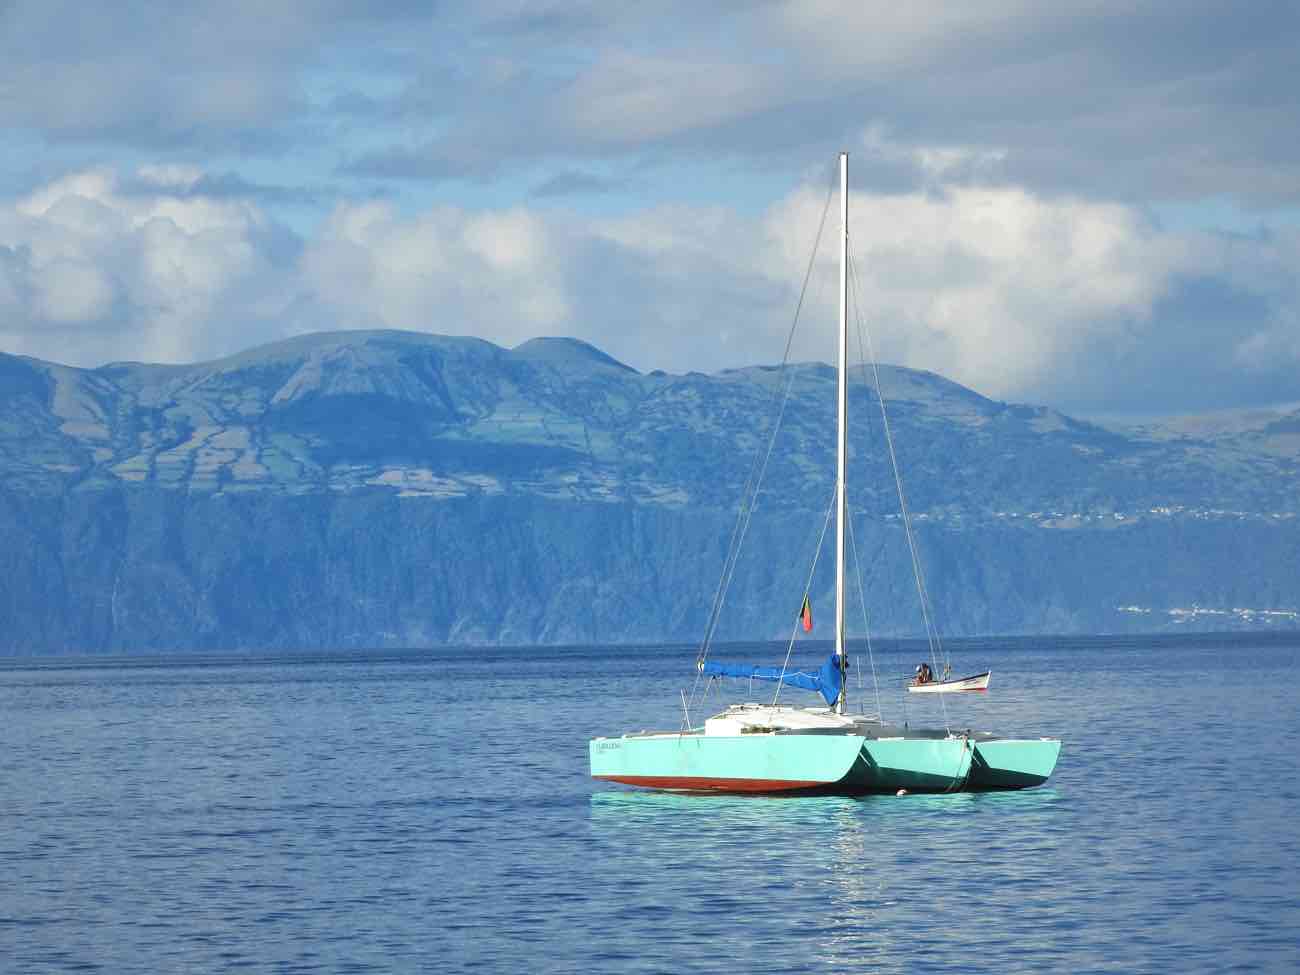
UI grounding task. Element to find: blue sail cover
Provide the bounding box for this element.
[701,654,844,707]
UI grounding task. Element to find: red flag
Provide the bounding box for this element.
[800,595,813,633]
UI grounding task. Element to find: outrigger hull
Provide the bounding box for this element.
[969,738,1061,790]
[590,732,976,795]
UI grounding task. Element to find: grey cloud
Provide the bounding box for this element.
[554,223,794,374]
[0,167,305,367]
[345,2,1300,205]
[6,1,1296,205]
[1024,273,1295,414]
[0,1,431,151]
[1,4,297,148]
[341,146,491,183]
[530,171,630,199]
[116,170,324,208]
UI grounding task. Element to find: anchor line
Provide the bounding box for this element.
[943,735,974,794]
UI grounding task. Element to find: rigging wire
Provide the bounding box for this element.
[845,506,883,720]
[847,246,951,732]
[687,157,955,729]
[848,530,889,697]
[688,173,837,710]
[771,483,838,707]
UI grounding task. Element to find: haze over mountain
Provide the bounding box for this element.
[2,329,1298,652]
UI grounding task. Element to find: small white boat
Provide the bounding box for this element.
[908,671,991,694]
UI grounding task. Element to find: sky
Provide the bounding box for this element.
[1,1,1298,414]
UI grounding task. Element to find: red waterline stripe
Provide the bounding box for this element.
[594,774,826,792]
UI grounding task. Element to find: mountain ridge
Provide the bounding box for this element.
[1,329,1297,651]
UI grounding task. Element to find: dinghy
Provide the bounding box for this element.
[908,670,991,693]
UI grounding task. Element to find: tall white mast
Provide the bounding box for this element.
[835,151,848,713]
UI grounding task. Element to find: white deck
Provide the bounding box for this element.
[704,703,876,736]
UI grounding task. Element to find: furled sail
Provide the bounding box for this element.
[701,654,843,707]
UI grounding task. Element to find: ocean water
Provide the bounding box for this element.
[2,634,1298,974]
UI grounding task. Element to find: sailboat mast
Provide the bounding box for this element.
[835,151,848,714]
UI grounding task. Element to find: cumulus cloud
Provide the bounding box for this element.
[31,258,115,324]
[0,166,294,365]
[1,160,1297,413]
[747,165,1300,411]
[298,202,570,347]
[798,183,1193,397]
[306,159,1300,412]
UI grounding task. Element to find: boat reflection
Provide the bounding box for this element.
[588,785,1064,973]
[589,785,1060,820]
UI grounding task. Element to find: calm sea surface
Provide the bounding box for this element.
[2,634,1298,974]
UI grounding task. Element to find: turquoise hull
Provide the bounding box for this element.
[969,738,1061,790]
[590,732,1060,795]
[590,732,978,795]
[852,736,976,793]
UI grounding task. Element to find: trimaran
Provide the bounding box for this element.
[589,152,1061,794]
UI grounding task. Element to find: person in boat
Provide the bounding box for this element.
[914,662,933,685]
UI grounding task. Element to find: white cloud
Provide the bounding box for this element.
[576,166,1193,401]
[1,159,1296,412]
[838,185,1189,397]
[573,161,1298,408]
[298,201,570,346]
[0,166,287,364]
[32,258,114,324]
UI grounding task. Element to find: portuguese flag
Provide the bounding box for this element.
[800,595,813,633]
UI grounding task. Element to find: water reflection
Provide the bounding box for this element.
[588,785,1060,822]
[588,785,1068,974]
